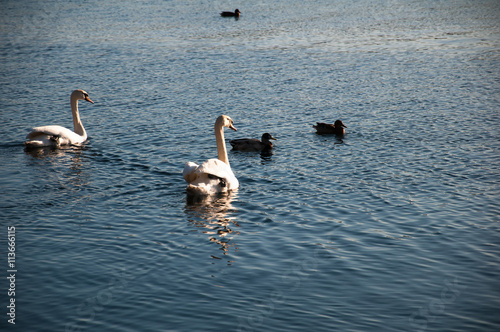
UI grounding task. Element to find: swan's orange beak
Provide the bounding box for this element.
[85,96,94,104]
[229,124,237,131]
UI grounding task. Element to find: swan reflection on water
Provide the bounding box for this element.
[24,145,89,191]
[184,192,240,263]
[25,144,85,159]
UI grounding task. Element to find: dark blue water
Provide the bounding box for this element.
[1,0,499,331]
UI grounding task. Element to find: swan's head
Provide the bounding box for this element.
[72,89,94,104]
[334,120,346,128]
[216,115,237,131]
[261,133,277,142]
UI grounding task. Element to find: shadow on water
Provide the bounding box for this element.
[313,132,345,145]
[230,148,275,164]
[184,192,240,263]
[260,148,274,161]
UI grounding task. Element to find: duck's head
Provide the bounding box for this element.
[261,133,277,142]
[334,120,346,128]
[235,9,241,15]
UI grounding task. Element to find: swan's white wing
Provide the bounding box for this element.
[183,159,239,194]
[27,125,76,139]
[197,159,235,180]
[26,125,85,145]
[183,162,199,183]
[198,159,239,190]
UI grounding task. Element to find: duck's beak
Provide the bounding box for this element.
[85,96,94,104]
[270,135,277,140]
[229,124,237,131]
[341,123,347,128]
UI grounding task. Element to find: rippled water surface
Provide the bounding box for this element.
[1,0,499,331]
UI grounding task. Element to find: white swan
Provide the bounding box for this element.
[183,115,239,194]
[25,89,94,147]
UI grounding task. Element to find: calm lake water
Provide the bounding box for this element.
[1,0,499,331]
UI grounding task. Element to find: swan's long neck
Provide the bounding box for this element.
[71,95,86,138]
[215,121,230,167]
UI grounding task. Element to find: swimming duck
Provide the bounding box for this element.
[230,133,277,152]
[220,9,241,17]
[313,120,347,136]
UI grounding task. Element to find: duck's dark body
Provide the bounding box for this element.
[230,133,276,152]
[313,120,347,136]
[220,9,241,17]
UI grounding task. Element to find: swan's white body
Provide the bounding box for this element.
[183,115,239,194]
[25,89,94,147]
